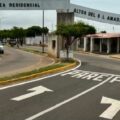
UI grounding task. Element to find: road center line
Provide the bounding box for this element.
[25,75,114,120]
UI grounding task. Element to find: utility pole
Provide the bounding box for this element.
[42,10,45,53]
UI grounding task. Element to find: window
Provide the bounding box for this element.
[52,40,56,49]
[3,3,5,7]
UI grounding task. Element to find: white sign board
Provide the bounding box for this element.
[0,0,70,10]
[71,4,120,25]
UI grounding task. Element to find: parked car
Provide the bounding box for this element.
[0,42,4,54]
[9,39,17,47]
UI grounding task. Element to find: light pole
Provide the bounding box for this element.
[42,10,45,53]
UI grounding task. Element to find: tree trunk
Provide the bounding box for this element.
[65,38,70,61]
[66,47,69,61]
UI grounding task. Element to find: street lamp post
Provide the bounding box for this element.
[42,10,45,53]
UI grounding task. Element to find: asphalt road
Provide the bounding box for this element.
[0,46,53,77]
[0,53,120,120]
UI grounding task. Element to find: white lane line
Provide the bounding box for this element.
[0,59,81,90]
[25,75,114,120]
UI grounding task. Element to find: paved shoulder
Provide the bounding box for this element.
[0,46,54,77]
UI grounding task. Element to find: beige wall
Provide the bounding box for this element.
[48,34,58,57]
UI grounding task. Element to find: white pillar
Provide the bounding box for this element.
[107,39,111,54]
[117,38,120,53]
[76,38,80,50]
[90,37,94,52]
[84,37,88,52]
[100,39,102,53]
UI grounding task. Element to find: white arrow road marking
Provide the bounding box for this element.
[11,86,53,101]
[25,76,113,120]
[100,96,120,119]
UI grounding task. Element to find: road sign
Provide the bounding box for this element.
[70,4,120,25]
[0,0,70,10]
[11,86,53,101]
[100,96,120,119]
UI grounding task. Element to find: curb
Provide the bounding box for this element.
[110,56,120,60]
[0,62,77,85]
[76,51,120,60]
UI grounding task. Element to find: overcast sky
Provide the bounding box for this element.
[0,0,120,32]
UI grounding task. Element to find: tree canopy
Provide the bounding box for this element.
[56,22,96,46]
[0,25,49,47]
[56,22,96,60]
[56,22,96,39]
[0,25,49,39]
[26,26,42,37]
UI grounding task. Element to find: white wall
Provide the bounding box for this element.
[25,35,48,45]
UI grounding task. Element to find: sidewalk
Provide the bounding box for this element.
[77,50,120,60]
[110,54,120,59]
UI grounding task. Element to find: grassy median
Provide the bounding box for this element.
[0,59,77,85]
[0,47,78,85]
[20,47,43,55]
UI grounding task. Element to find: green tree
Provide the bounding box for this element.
[56,22,96,60]
[100,31,107,33]
[11,27,26,46]
[26,26,42,37]
[42,27,49,35]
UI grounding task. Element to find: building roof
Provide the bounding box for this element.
[86,33,120,39]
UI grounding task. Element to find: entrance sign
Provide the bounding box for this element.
[0,0,70,10]
[71,4,120,25]
[100,96,120,119]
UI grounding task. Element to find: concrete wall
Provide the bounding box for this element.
[25,36,48,45]
[57,12,74,25]
[48,34,58,57]
[48,12,75,58]
[57,12,75,55]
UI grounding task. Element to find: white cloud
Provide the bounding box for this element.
[0,10,56,31]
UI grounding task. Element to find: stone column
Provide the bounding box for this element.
[57,12,74,58]
[76,38,79,50]
[117,38,120,53]
[84,37,88,52]
[90,37,94,52]
[100,39,102,53]
[107,39,111,54]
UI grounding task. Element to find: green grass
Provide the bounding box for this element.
[0,47,77,83]
[21,48,43,55]
[0,62,70,81]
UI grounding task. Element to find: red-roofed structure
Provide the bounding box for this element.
[86,33,120,39]
[78,33,120,54]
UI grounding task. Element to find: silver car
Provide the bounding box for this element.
[0,42,4,54]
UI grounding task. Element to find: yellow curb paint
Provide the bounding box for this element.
[0,62,76,85]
